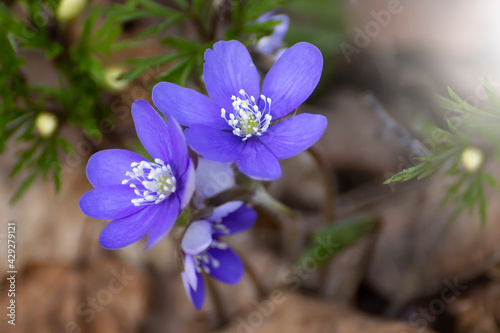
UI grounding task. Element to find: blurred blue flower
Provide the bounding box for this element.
[255,12,289,57]
[79,100,195,250]
[194,158,235,208]
[180,201,257,309]
[153,40,327,180]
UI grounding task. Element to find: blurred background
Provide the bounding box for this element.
[2,0,500,332]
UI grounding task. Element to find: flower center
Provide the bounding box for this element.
[212,217,230,235]
[185,220,230,274]
[192,240,228,274]
[122,158,176,206]
[221,89,272,141]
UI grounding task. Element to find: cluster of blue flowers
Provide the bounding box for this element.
[79,19,326,309]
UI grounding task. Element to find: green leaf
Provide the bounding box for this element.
[484,172,498,188]
[440,96,467,115]
[157,57,192,83]
[477,178,487,225]
[444,87,499,118]
[120,52,188,81]
[297,214,378,269]
[10,138,42,177]
[161,36,204,52]
[52,160,62,192]
[10,172,37,204]
[385,147,460,184]
[58,137,74,155]
[175,208,191,227]
[136,13,187,39]
[241,19,279,35]
[446,118,459,135]
[384,163,425,183]
[178,58,196,86]
[171,0,189,10]
[136,0,181,16]
[483,78,500,111]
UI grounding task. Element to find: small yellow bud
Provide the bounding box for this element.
[104,66,129,92]
[56,0,86,23]
[35,112,59,138]
[460,147,484,173]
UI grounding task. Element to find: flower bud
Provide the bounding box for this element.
[460,146,484,173]
[255,13,289,56]
[56,0,86,23]
[35,112,58,138]
[104,66,129,92]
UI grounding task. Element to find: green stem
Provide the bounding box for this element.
[253,185,296,220]
[253,185,301,260]
[175,208,195,271]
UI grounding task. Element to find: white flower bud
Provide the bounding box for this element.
[460,146,484,173]
[104,66,129,92]
[35,112,58,138]
[56,0,87,23]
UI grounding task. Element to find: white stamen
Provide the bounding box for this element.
[122,159,177,206]
[187,221,231,275]
[221,89,273,141]
[191,239,228,274]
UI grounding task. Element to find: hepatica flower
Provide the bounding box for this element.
[180,201,257,309]
[255,12,289,56]
[153,40,327,180]
[79,100,194,249]
[194,157,235,208]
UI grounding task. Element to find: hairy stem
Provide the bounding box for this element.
[253,185,296,219]
[252,185,302,260]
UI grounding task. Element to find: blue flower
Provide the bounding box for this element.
[255,12,289,56]
[180,201,257,309]
[194,158,235,208]
[79,100,195,250]
[152,40,327,181]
